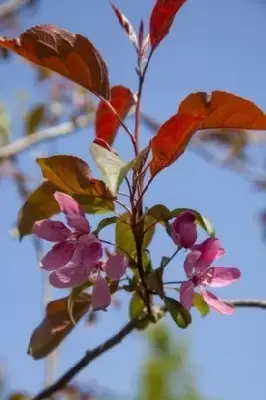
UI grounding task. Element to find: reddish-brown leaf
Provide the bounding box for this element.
[149,113,202,177]
[0,25,110,99]
[95,85,135,144]
[111,4,138,49]
[18,181,114,238]
[28,294,91,359]
[37,155,114,199]
[178,91,266,130]
[149,0,187,49]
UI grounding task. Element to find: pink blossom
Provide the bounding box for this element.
[179,238,241,315]
[171,211,197,249]
[33,192,128,310]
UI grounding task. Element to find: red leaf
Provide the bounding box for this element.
[111,4,138,49]
[178,90,266,130]
[149,0,187,49]
[28,294,91,359]
[149,113,202,177]
[0,25,110,99]
[95,85,135,145]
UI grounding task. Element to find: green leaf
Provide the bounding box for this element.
[118,146,150,184]
[25,103,46,135]
[90,142,126,196]
[164,297,192,329]
[160,256,171,268]
[147,204,171,221]
[129,293,149,330]
[129,293,145,319]
[171,208,215,236]
[193,292,210,317]
[93,216,117,235]
[115,212,156,256]
[18,181,114,238]
[90,143,149,196]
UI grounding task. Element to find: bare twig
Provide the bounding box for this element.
[229,299,266,309]
[0,0,29,19]
[31,298,266,400]
[0,113,95,159]
[31,310,154,400]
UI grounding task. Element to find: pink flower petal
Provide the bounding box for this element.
[200,288,234,315]
[204,267,241,287]
[103,255,128,280]
[40,241,76,270]
[179,280,195,311]
[33,219,70,242]
[49,265,90,288]
[54,192,90,233]
[171,211,197,249]
[91,275,111,311]
[196,238,222,269]
[77,234,103,267]
[184,250,201,278]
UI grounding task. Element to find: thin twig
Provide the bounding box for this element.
[31,309,155,400]
[31,297,266,400]
[0,0,28,18]
[229,299,266,309]
[0,113,95,159]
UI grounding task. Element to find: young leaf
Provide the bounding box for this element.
[95,85,136,144]
[129,292,145,319]
[170,208,215,236]
[147,204,171,222]
[28,294,91,359]
[193,292,210,317]
[0,25,110,99]
[90,142,150,196]
[118,145,150,183]
[116,212,156,256]
[93,216,117,235]
[18,181,114,238]
[37,155,114,199]
[149,0,187,49]
[129,293,149,330]
[25,103,46,135]
[111,4,138,49]
[178,91,266,130]
[90,141,126,196]
[149,113,202,177]
[164,296,192,329]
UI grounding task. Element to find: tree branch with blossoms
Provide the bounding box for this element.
[1,0,266,399]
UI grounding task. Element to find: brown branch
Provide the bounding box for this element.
[31,313,148,400]
[0,113,95,159]
[31,298,266,400]
[230,299,266,309]
[0,0,29,18]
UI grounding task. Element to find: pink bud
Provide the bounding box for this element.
[171,211,197,249]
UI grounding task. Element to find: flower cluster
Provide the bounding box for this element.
[33,192,127,311]
[171,211,241,314]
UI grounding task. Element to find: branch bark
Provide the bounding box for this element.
[31,299,266,400]
[0,0,29,18]
[0,113,95,159]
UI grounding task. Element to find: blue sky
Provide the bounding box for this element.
[1,0,266,399]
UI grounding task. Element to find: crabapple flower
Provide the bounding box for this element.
[179,238,241,315]
[33,192,103,287]
[171,211,197,249]
[33,191,128,311]
[91,254,128,311]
